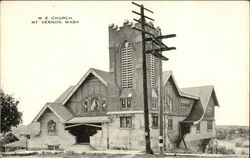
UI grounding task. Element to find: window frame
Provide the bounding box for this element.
[152,97,158,109]
[120,116,132,128]
[47,120,57,135]
[165,95,173,113]
[149,53,155,88]
[48,145,59,150]
[207,120,213,132]
[196,122,201,133]
[152,115,159,128]
[121,97,132,109]
[121,41,133,88]
[181,98,190,108]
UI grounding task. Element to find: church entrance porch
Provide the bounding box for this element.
[65,123,102,144]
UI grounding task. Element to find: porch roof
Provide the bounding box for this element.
[66,116,110,124]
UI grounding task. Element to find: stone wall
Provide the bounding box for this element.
[107,113,145,150]
[90,123,108,149]
[89,113,172,153]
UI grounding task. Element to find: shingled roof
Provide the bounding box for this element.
[32,102,73,123]
[32,68,115,125]
[54,86,75,104]
[181,85,219,123]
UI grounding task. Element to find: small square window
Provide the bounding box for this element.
[120,116,132,128]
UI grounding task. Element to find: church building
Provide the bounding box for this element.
[28,20,219,152]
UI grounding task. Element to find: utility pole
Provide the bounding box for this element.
[132,2,176,155]
[132,2,154,154]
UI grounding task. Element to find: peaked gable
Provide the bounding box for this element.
[32,103,73,123]
[162,70,199,100]
[62,68,111,105]
[181,85,219,109]
[181,85,219,123]
[54,86,75,104]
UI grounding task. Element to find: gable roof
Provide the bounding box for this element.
[32,102,73,123]
[54,86,75,104]
[181,85,219,123]
[162,71,199,100]
[62,68,112,105]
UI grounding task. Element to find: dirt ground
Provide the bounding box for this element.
[1,152,249,158]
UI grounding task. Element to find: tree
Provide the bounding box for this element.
[0,89,22,134]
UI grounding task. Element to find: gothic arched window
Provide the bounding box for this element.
[121,41,133,88]
[83,99,89,112]
[47,120,57,134]
[90,97,99,111]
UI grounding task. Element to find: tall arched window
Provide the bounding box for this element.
[150,54,155,88]
[47,120,57,134]
[121,41,133,88]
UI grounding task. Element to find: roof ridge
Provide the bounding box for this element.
[181,85,214,90]
[90,68,109,73]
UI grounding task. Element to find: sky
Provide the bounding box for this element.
[1,1,249,126]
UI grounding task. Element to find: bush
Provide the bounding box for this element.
[217,146,235,154]
[216,130,227,140]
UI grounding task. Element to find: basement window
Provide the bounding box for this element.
[120,116,132,128]
[48,145,59,150]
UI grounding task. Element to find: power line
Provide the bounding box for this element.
[132,1,176,155]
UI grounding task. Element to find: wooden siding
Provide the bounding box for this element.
[203,93,215,119]
[185,120,215,141]
[65,74,108,116]
[164,78,195,116]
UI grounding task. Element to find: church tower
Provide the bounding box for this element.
[108,20,162,111]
